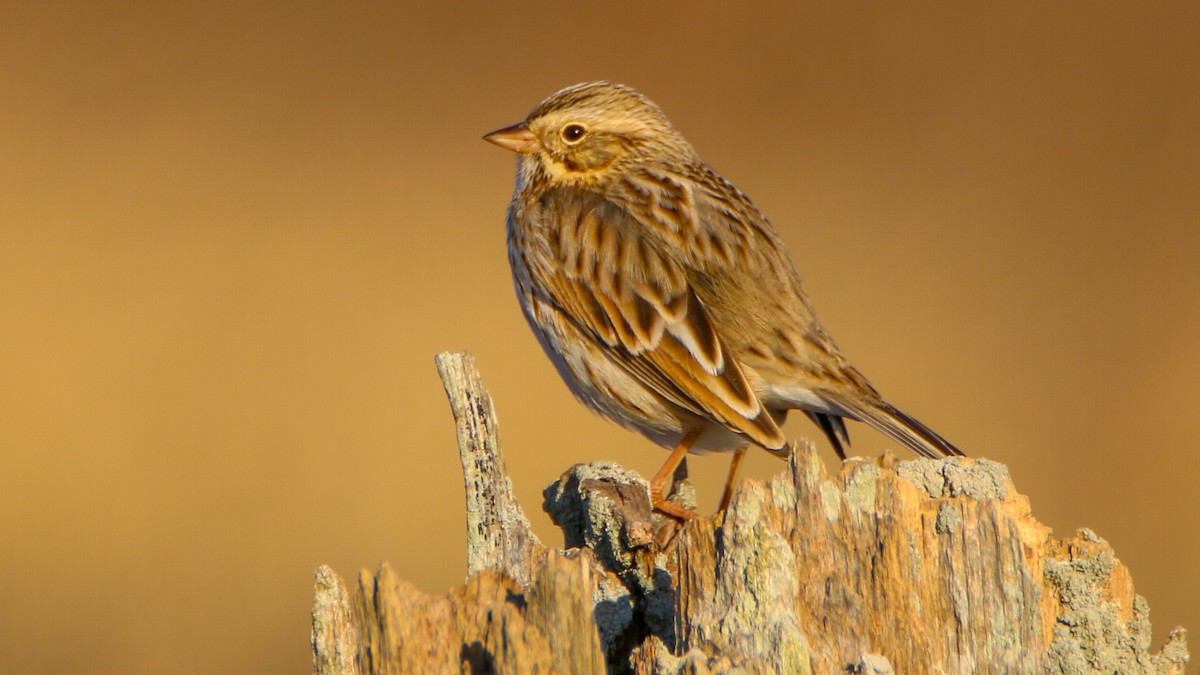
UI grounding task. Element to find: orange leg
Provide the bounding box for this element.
[650,430,701,520]
[718,447,748,512]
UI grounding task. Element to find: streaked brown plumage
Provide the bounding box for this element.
[485,81,963,518]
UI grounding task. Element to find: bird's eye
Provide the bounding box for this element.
[561,123,587,143]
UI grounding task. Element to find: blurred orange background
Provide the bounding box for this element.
[2,2,1196,672]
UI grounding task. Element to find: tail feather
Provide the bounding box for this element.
[814,392,964,459]
[804,411,851,460]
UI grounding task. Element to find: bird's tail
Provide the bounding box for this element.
[804,410,851,460]
[817,392,964,459]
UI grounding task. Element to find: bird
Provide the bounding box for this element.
[484,81,964,519]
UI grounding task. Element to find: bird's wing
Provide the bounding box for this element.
[526,189,785,450]
[682,169,965,459]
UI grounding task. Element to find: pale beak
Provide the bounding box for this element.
[483,122,540,154]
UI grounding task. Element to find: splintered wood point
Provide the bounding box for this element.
[434,351,546,589]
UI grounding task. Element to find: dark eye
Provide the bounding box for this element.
[561,123,587,143]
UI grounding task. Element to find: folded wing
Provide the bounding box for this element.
[531,189,786,451]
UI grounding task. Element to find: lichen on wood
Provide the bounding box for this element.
[311,351,1189,674]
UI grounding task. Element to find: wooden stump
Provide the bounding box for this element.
[311,352,1189,674]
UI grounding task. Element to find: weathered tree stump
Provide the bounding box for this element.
[311,351,1189,674]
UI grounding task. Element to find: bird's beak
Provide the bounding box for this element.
[483,122,539,154]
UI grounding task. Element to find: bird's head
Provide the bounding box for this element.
[484,81,693,187]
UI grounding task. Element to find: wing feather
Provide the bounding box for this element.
[534,189,785,449]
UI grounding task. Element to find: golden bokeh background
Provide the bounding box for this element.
[2,3,1197,672]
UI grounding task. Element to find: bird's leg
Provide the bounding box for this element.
[718,447,748,512]
[650,430,700,520]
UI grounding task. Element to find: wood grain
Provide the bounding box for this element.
[311,352,1189,674]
